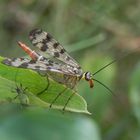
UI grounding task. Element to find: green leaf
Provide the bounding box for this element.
[0,56,90,114]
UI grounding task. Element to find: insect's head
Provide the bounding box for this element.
[83,60,117,94]
[83,72,94,88]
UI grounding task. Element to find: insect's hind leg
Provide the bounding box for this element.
[49,87,67,108]
[62,80,77,111]
[37,73,50,95]
[62,89,75,111]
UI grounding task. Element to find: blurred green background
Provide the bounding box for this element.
[0,0,140,140]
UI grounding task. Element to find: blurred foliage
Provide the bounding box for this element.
[0,106,101,140]
[0,0,140,140]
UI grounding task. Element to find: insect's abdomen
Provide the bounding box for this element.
[46,70,80,89]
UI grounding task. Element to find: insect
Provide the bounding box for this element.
[3,28,114,110]
[11,71,29,106]
[13,83,29,106]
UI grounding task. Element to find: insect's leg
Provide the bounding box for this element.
[37,73,50,95]
[23,87,28,92]
[19,83,22,88]
[14,95,18,99]
[11,69,19,93]
[62,90,75,111]
[62,78,77,111]
[50,87,67,108]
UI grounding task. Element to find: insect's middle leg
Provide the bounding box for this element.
[62,91,75,111]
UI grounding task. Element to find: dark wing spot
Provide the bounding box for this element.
[35,66,40,69]
[48,60,53,64]
[42,38,49,44]
[36,29,43,34]
[54,52,60,58]
[29,28,42,37]
[32,42,38,46]
[60,49,65,54]
[48,63,53,66]
[46,33,52,41]
[41,44,48,51]
[12,58,18,61]
[29,28,42,41]
[47,67,51,70]
[48,60,53,66]
[19,62,28,68]
[53,42,59,49]
[73,70,77,73]
[2,59,11,65]
[19,58,27,61]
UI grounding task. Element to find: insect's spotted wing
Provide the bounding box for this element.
[16,41,83,76]
[3,32,83,88]
[3,55,83,75]
[3,57,81,88]
[3,58,47,72]
[29,29,81,70]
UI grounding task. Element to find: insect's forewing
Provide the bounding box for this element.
[3,58,81,88]
[29,29,81,70]
[3,58,47,72]
[3,56,82,76]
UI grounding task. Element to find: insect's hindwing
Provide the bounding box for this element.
[29,29,81,69]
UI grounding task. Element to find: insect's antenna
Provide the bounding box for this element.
[92,46,140,76]
[93,78,115,96]
[93,59,117,76]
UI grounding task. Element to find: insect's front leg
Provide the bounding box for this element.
[36,73,50,95]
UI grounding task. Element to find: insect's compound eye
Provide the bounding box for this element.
[85,72,92,81]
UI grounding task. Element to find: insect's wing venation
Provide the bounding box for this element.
[3,58,81,88]
[29,28,81,70]
[3,58,47,72]
[3,57,83,76]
